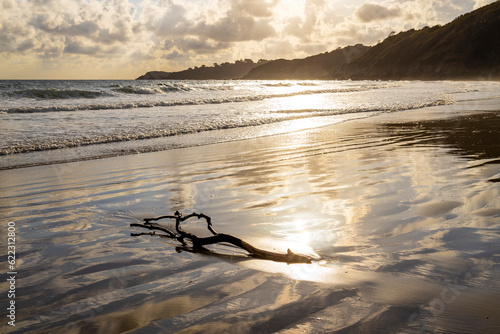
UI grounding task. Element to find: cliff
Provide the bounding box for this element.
[136,59,267,80]
[243,44,368,80]
[342,1,500,80]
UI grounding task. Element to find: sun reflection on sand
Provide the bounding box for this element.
[285,261,341,282]
[285,117,325,134]
[240,257,345,284]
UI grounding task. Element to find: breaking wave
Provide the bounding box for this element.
[0,86,378,114]
[113,82,192,94]
[6,88,108,100]
[0,99,451,156]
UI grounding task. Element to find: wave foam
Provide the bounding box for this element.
[0,99,452,156]
[7,88,107,100]
[0,86,378,114]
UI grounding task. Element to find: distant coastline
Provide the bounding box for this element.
[137,2,499,81]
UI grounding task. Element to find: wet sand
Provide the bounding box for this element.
[1,100,500,333]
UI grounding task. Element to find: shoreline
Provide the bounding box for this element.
[0,110,379,171]
[2,97,499,171]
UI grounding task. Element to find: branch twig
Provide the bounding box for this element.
[131,211,313,264]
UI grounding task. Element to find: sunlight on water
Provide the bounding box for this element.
[280,117,331,139]
[268,92,334,112]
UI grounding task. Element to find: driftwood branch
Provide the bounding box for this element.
[131,211,313,264]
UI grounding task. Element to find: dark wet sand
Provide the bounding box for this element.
[1,100,499,333]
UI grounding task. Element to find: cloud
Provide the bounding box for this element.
[264,39,295,58]
[355,2,402,22]
[339,0,478,47]
[1,0,140,56]
[296,43,328,55]
[473,0,496,9]
[0,0,492,79]
[165,50,182,60]
[165,37,230,54]
[17,39,36,52]
[143,0,189,37]
[334,20,391,46]
[194,15,276,42]
[30,16,97,36]
[189,0,278,42]
[284,0,327,42]
[143,0,277,55]
[63,40,102,55]
[235,0,280,17]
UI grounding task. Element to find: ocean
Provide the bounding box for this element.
[1,79,498,169]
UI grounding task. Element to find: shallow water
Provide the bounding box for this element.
[2,80,499,169]
[1,100,499,333]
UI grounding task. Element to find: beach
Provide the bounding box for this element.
[1,96,499,333]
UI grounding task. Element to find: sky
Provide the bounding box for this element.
[0,0,496,79]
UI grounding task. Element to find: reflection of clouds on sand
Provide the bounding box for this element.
[464,185,500,214]
[167,180,194,212]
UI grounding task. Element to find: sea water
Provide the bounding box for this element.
[1,80,499,169]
